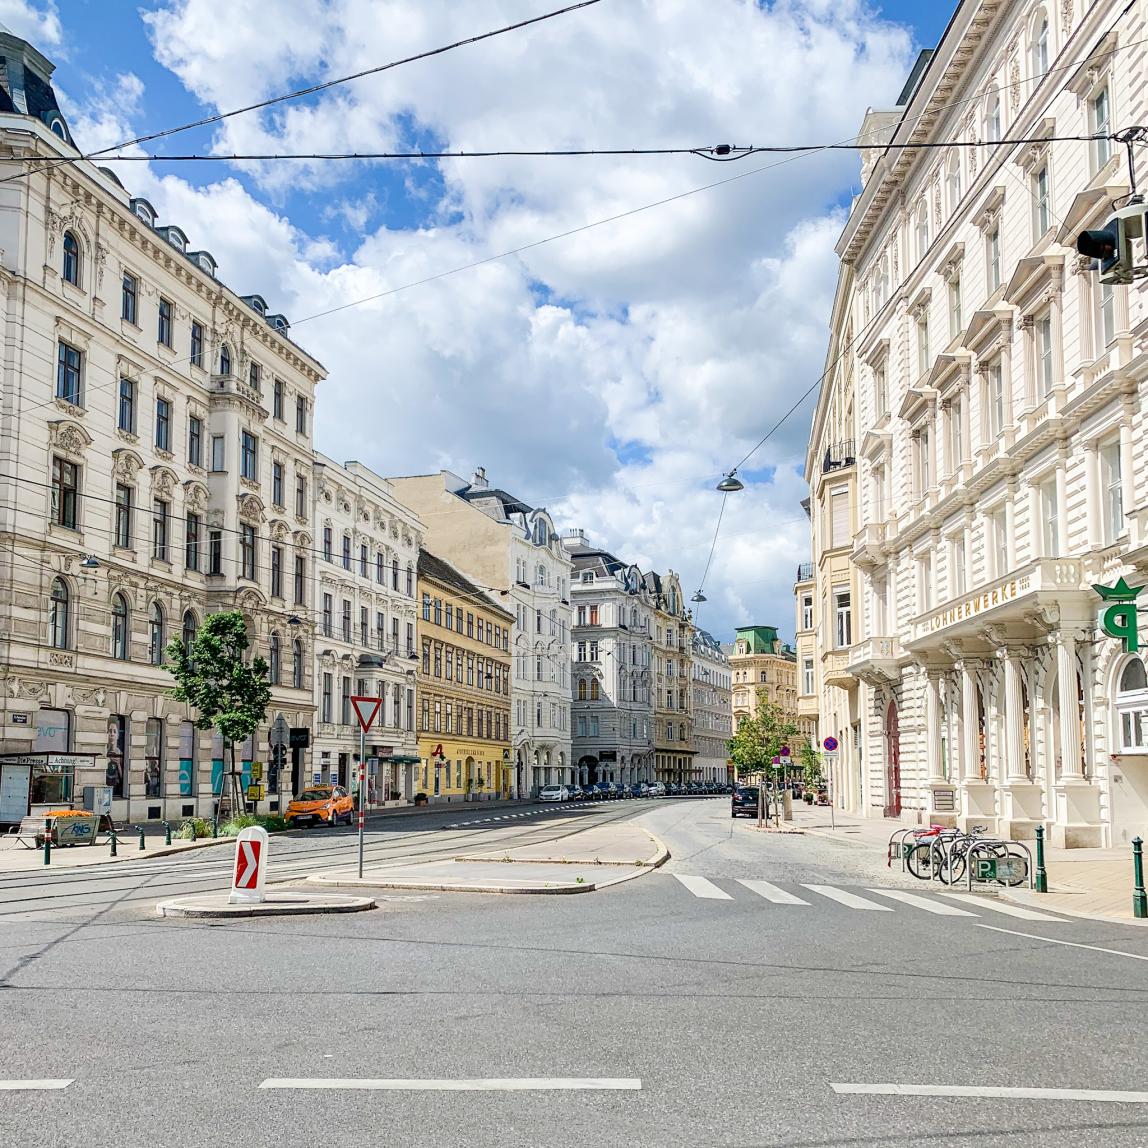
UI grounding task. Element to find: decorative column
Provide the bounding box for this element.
[1052,628,1102,848]
[998,642,1042,839]
[1056,631,1083,783]
[959,661,980,782]
[925,668,957,824]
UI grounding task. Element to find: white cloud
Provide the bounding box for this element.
[66,0,914,640]
[0,0,61,47]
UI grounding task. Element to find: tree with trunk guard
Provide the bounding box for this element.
[166,611,271,819]
[727,693,799,824]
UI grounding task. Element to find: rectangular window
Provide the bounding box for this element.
[376,553,384,584]
[294,556,306,605]
[271,461,284,507]
[834,591,852,648]
[914,426,930,495]
[210,436,226,472]
[157,297,173,347]
[341,600,352,643]
[208,529,222,575]
[422,593,431,621]
[323,527,333,563]
[56,340,82,405]
[321,674,332,724]
[948,276,962,341]
[342,536,351,571]
[359,544,368,578]
[1090,86,1112,170]
[322,594,333,638]
[1033,166,1050,239]
[376,611,385,652]
[1041,478,1058,556]
[155,398,171,452]
[829,487,850,549]
[445,603,454,630]
[271,545,283,598]
[295,475,307,518]
[874,362,887,418]
[918,552,932,611]
[948,394,964,469]
[986,227,1001,293]
[1097,282,1116,352]
[1036,313,1054,398]
[801,595,813,631]
[295,396,307,434]
[590,716,600,737]
[802,658,814,696]
[117,378,136,432]
[578,716,587,738]
[273,378,284,420]
[188,416,202,467]
[114,484,132,548]
[121,273,138,324]
[240,431,258,480]
[467,612,474,638]
[360,606,369,647]
[248,362,261,395]
[185,512,201,570]
[1101,439,1123,544]
[987,361,1005,439]
[51,457,79,528]
[950,537,966,595]
[589,605,600,626]
[190,321,204,368]
[152,498,169,561]
[991,507,1009,578]
[916,312,930,377]
[240,523,256,580]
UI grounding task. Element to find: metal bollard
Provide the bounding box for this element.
[1133,837,1147,920]
[109,830,118,857]
[137,824,146,851]
[211,814,218,839]
[189,821,197,842]
[163,821,172,846]
[42,817,52,866]
[1034,825,1048,893]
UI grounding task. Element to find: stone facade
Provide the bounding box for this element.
[691,628,732,783]
[808,0,1148,846]
[730,627,798,727]
[646,570,696,783]
[0,30,324,824]
[311,456,422,802]
[389,468,573,797]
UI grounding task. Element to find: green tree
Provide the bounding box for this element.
[797,738,823,790]
[727,692,799,786]
[166,611,271,814]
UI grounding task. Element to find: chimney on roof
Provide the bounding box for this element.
[562,528,588,551]
[470,466,488,490]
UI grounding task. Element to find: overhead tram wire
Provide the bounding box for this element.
[0,0,607,187]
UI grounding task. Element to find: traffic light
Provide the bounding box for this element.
[1076,200,1147,285]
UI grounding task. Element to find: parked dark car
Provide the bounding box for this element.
[731,786,761,818]
[567,784,585,802]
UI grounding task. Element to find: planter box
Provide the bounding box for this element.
[43,813,99,846]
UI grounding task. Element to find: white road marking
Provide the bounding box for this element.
[801,885,893,911]
[673,875,732,900]
[976,923,1148,961]
[869,889,978,916]
[939,895,1065,921]
[737,879,809,905]
[260,1078,641,1091]
[831,1083,1148,1103]
[0,1080,72,1090]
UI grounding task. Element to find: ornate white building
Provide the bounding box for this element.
[389,468,573,796]
[691,628,732,783]
[810,0,1148,846]
[0,27,323,825]
[311,456,423,802]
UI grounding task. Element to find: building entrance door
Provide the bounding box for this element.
[884,700,901,818]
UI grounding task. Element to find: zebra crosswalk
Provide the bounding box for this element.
[668,874,1066,921]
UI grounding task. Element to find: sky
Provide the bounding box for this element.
[6,0,947,643]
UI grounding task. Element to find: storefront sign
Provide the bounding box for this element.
[921,577,1027,635]
[1094,577,1144,653]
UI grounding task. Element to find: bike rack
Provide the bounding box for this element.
[964,839,1034,892]
[887,828,917,871]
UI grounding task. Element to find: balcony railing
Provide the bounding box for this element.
[796,562,814,582]
[822,440,856,473]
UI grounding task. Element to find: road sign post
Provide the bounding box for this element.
[350,696,382,879]
[228,825,269,905]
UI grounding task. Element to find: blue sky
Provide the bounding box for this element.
[27,0,946,639]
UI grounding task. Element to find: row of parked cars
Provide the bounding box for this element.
[537,781,733,803]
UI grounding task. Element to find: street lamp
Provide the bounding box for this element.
[79,555,100,569]
[691,590,707,603]
[716,471,744,493]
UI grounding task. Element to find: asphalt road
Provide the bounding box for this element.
[2,798,1147,1148]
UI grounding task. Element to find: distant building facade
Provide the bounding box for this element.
[691,629,732,783]
[730,626,798,729]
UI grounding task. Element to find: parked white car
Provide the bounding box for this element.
[538,785,569,802]
[647,782,666,797]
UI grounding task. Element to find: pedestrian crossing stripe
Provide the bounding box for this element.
[668,876,1067,921]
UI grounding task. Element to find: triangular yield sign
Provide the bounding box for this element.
[350,695,382,733]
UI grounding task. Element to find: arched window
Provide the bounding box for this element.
[219,344,232,375]
[292,639,304,689]
[1031,14,1049,78]
[915,202,930,261]
[577,679,587,701]
[111,593,130,660]
[49,577,69,649]
[946,151,962,212]
[62,231,80,286]
[182,610,198,652]
[148,601,165,664]
[1116,656,1148,751]
[269,631,281,685]
[590,679,600,701]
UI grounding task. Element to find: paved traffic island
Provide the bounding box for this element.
[307,822,669,894]
[156,889,377,918]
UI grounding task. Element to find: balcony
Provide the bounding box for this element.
[795,562,814,583]
[821,649,857,689]
[821,440,856,474]
[851,523,887,569]
[845,636,903,685]
[797,695,819,718]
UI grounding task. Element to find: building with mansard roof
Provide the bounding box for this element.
[0,27,325,826]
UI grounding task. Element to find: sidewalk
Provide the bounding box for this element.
[308,820,668,894]
[777,805,1145,925]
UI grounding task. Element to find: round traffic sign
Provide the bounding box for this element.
[822,736,839,752]
[780,745,790,756]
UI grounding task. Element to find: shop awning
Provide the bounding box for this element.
[381,754,421,764]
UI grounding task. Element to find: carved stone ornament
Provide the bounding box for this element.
[184,482,208,512]
[1009,52,1021,112]
[6,676,48,701]
[237,495,264,525]
[1061,0,1073,39]
[151,467,177,500]
[94,242,108,289]
[72,685,107,706]
[112,448,143,484]
[49,420,92,457]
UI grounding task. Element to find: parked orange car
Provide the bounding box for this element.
[284,785,354,828]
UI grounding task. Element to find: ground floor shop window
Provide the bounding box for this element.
[1117,655,1148,751]
[145,717,164,797]
[106,715,127,798]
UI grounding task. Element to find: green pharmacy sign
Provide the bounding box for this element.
[1093,576,1145,653]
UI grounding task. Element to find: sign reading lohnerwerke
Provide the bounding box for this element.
[1094,577,1144,653]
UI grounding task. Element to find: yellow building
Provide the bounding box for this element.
[416,549,513,802]
[730,626,798,727]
